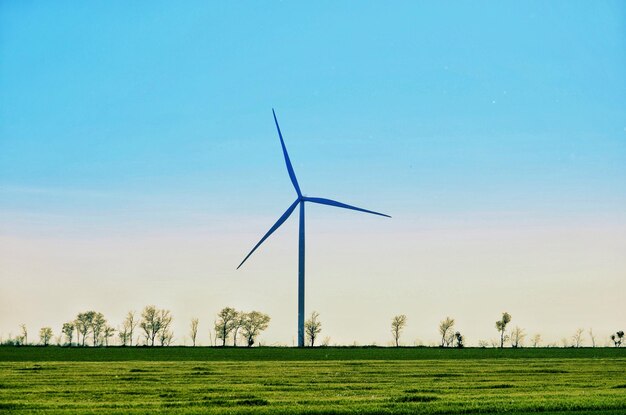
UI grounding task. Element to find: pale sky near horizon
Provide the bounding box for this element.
[1,1,625,346]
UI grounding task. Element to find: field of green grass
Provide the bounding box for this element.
[1,347,625,414]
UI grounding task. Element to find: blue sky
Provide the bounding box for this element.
[1,2,625,345]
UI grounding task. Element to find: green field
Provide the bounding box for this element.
[1,347,625,414]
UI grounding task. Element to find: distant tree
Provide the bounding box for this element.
[305,311,322,347]
[241,311,271,347]
[454,331,464,348]
[214,307,238,346]
[122,312,138,346]
[510,326,526,348]
[62,322,75,346]
[572,328,584,348]
[495,312,512,348]
[588,328,596,348]
[190,318,199,347]
[141,305,162,346]
[75,312,94,346]
[118,325,129,346]
[157,309,173,346]
[20,324,28,346]
[478,340,489,348]
[391,315,407,347]
[39,327,53,346]
[12,334,24,346]
[531,334,542,348]
[232,312,247,347]
[611,331,624,347]
[438,317,455,347]
[103,325,115,347]
[90,312,106,347]
[209,321,216,347]
[117,312,136,346]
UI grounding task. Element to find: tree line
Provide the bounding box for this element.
[3,306,271,348]
[3,309,624,348]
[390,311,624,348]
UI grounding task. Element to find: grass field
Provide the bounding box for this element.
[1,347,625,414]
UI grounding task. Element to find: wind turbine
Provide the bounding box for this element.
[237,109,390,347]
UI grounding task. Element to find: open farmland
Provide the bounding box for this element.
[1,347,625,414]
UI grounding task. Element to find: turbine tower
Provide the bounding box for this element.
[237,109,390,347]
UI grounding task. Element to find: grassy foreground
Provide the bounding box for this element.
[1,347,625,414]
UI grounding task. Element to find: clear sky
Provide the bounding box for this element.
[1,1,625,346]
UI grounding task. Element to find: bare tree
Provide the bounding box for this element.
[572,328,584,348]
[91,312,106,347]
[209,321,216,347]
[123,312,137,346]
[74,311,106,346]
[75,312,94,346]
[158,309,173,346]
[161,331,174,346]
[305,311,322,347]
[510,326,526,348]
[391,315,407,347]
[117,312,137,346]
[241,311,271,347]
[232,312,245,347]
[118,325,129,346]
[531,334,542,347]
[103,325,115,347]
[140,305,162,346]
[137,306,173,346]
[20,324,28,346]
[39,327,53,346]
[190,318,199,347]
[214,307,238,346]
[62,322,75,346]
[495,312,512,348]
[588,328,596,348]
[438,317,455,347]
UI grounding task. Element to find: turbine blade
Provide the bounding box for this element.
[273,109,302,197]
[237,199,300,269]
[304,197,391,218]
